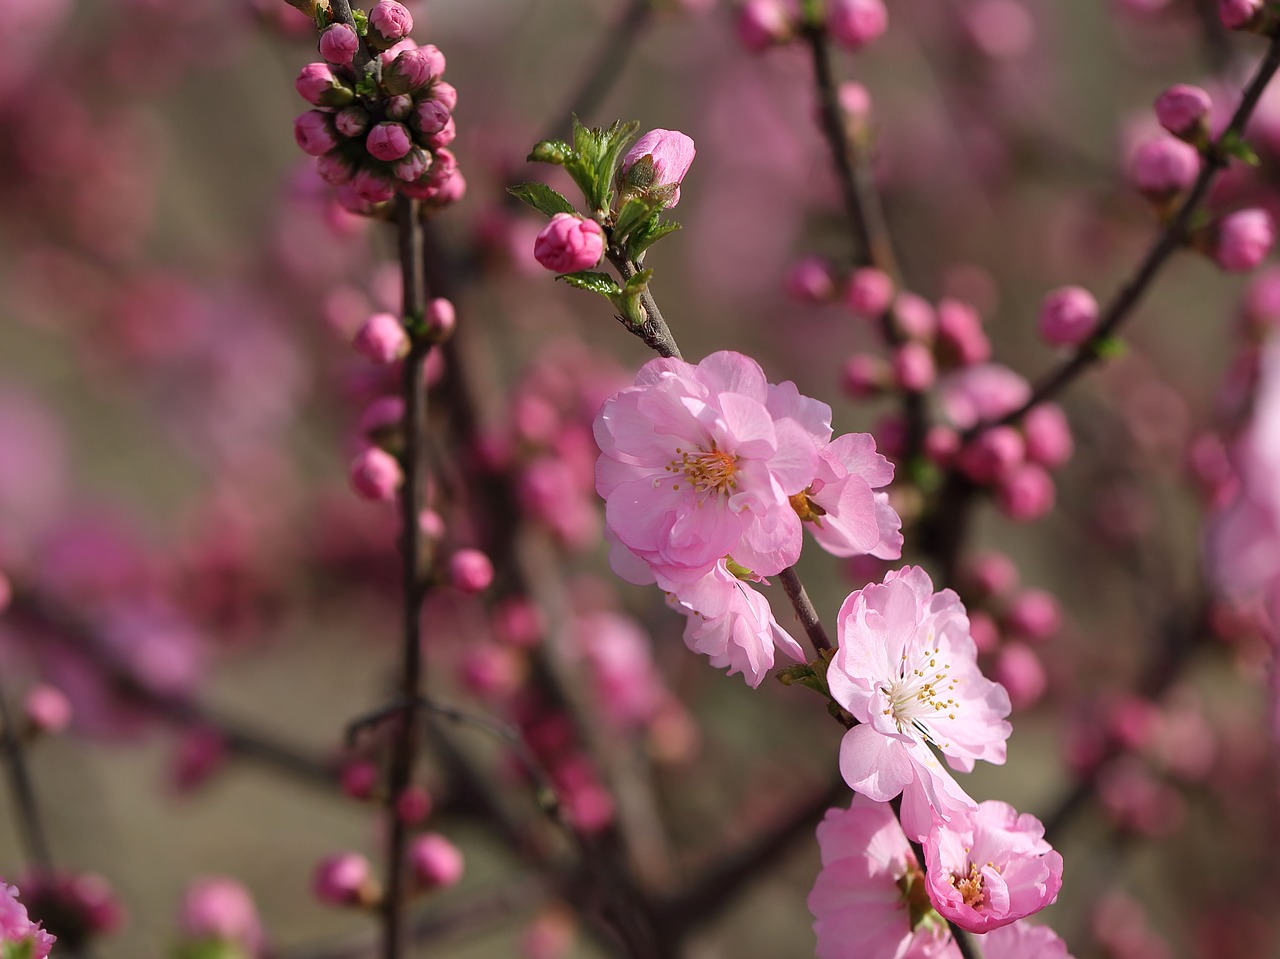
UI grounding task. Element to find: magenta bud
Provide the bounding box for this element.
[1212,208,1275,273]
[449,548,494,593]
[353,312,409,364]
[393,147,432,182]
[317,152,357,185]
[319,22,359,65]
[313,853,372,906]
[350,446,403,501]
[1130,136,1200,199]
[296,62,353,107]
[431,169,467,204]
[923,425,960,465]
[963,550,1018,600]
[1154,84,1212,140]
[957,425,1025,483]
[419,509,446,540]
[410,834,464,889]
[413,98,451,136]
[384,94,413,121]
[1038,285,1098,346]
[534,214,605,273]
[426,298,456,341]
[334,105,370,138]
[893,292,936,340]
[359,396,406,440]
[340,759,379,800]
[828,0,888,51]
[395,784,433,824]
[1003,588,1063,642]
[179,878,261,950]
[24,684,72,734]
[432,81,459,111]
[839,81,872,124]
[383,48,437,95]
[368,0,414,44]
[426,116,457,149]
[935,298,991,366]
[841,353,890,397]
[621,129,696,207]
[846,267,894,317]
[294,110,338,157]
[994,462,1055,521]
[893,341,936,391]
[1220,0,1263,29]
[353,168,396,204]
[736,0,793,52]
[1022,403,1073,468]
[785,256,835,302]
[969,610,1000,655]
[366,122,413,161]
[994,642,1047,709]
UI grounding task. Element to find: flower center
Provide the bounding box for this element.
[789,489,827,523]
[666,446,740,495]
[951,862,987,908]
[880,638,958,745]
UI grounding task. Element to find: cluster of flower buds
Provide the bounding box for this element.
[294,1,463,215]
[13,871,124,955]
[737,0,888,53]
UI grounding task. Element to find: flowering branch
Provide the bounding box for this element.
[973,30,1280,437]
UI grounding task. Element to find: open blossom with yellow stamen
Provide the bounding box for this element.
[828,566,1012,840]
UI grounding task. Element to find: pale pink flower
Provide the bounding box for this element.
[983,921,1076,959]
[571,612,666,727]
[666,559,804,686]
[924,800,1063,932]
[828,566,1012,839]
[0,883,55,959]
[179,877,262,954]
[593,351,818,575]
[937,364,1031,430]
[808,796,953,959]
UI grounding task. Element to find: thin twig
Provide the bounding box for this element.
[0,679,54,873]
[608,252,683,360]
[974,32,1280,437]
[778,567,832,654]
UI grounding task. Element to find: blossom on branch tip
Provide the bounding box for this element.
[534,214,605,273]
[1212,208,1275,273]
[368,0,414,46]
[318,22,358,65]
[621,129,696,207]
[736,0,795,53]
[827,0,889,52]
[1037,286,1098,347]
[1155,84,1212,141]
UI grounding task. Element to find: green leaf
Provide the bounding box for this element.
[612,196,667,246]
[556,271,623,298]
[564,117,639,212]
[595,119,640,204]
[623,268,653,294]
[313,5,332,29]
[1220,130,1261,167]
[1089,334,1127,360]
[507,183,577,218]
[354,62,379,97]
[628,219,682,259]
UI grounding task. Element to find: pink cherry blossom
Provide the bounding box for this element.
[983,921,1076,959]
[621,129,696,207]
[924,801,1063,932]
[0,883,55,959]
[665,558,804,686]
[808,796,952,959]
[937,364,1031,431]
[828,566,1012,839]
[594,351,818,575]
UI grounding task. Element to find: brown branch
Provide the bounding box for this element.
[778,567,832,654]
[0,678,54,873]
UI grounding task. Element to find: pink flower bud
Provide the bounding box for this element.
[353,168,396,204]
[785,257,835,302]
[368,0,414,44]
[492,598,545,647]
[846,267,894,317]
[841,353,889,397]
[1130,137,1200,199]
[426,298,456,340]
[426,116,457,148]
[1022,403,1073,468]
[1038,285,1098,346]
[1220,0,1263,29]
[317,152,357,185]
[1003,588,1063,642]
[994,642,1047,709]
[383,47,438,95]
[736,0,793,51]
[350,447,402,501]
[294,110,338,156]
[335,105,370,138]
[958,425,1025,483]
[358,395,405,439]
[1155,84,1212,140]
[366,122,412,161]
[936,298,991,365]
[963,0,1035,59]
[1212,208,1275,273]
[179,878,261,951]
[313,853,371,906]
[384,94,413,121]
[432,81,459,111]
[621,129,696,207]
[449,548,494,593]
[968,610,1000,654]
[395,784,433,824]
[533,214,605,273]
[295,62,352,107]
[460,645,523,698]
[393,147,432,182]
[994,462,1055,521]
[893,292,936,340]
[353,312,409,364]
[413,98,451,135]
[432,168,467,204]
[923,425,960,464]
[419,509,446,540]
[23,684,71,734]
[319,22,359,65]
[963,551,1018,600]
[340,759,378,800]
[893,341,936,391]
[827,0,888,51]
[410,834,464,889]
[839,81,872,120]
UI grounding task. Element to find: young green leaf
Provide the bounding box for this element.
[556,271,623,298]
[628,219,682,259]
[507,183,577,218]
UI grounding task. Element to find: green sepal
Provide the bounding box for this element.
[2,940,34,959]
[612,196,668,249]
[1089,334,1126,360]
[528,140,573,165]
[628,219,682,259]
[776,649,836,698]
[351,8,369,35]
[354,62,380,98]
[1219,130,1260,167]
[724,557,756,581]
[556,271,623,298]
[507,183,577,218]
[313,5,332,29]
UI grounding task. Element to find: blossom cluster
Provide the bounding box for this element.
[0,883,54,959]
[293,1,463,215]
[594,350,901,685]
